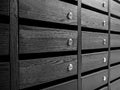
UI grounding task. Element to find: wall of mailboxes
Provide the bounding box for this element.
[0,0,120,90]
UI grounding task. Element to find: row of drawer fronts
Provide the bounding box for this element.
[2,25,120,55]
[0,62,10,90]
[1,55,120,89]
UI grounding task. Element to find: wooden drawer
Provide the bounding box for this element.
[111,79,120,90]
[111,17,120,32]
[82,0,108,12]
[19,0,77,25]
[0,24,9,55]
[111,0,120,17]
[111,64,120,81]
[0,0,9,15]
[82,70,108,90]
[111,50,120,64]
[20,56,77,89]
[111,34,120,48]
[42,80,77,90]
[0,62,10,90]
[81,8,108,30]
[82,52,108,72]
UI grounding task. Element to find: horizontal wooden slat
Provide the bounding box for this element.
[0,0,9,15]
[0,62,10,90]
[111,64,120,81]
[0,23,9,55]
[19,0,77,25]
[82,70,108,90]
[20,56,77,89]
[82,0,108,12]
[111,17,120,32]
[111,0,120,17]
[42,80,77,90]
[82,52,108,72]
[111,34,120,48]
[110,50,120,64]
[81,8,108,30]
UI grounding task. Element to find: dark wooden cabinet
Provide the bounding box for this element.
[1,0,120,90]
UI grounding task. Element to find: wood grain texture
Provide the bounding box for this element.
[111,64,120,81]
[0,0,9,15]
[81,8,108,30]
[19,0,77,25]
[83,0,108,12]
[19,0,108,30]
[0,23,9,55]
[111,34,120,48]
[20,55,77,89]
[111,0,120,17]
[82,70,108,90]
[111,79,120,90]
[111,17,120,32]
[20,51,108,89]
[42,80,77,90]
[110,50,120,64]
[0,62,10,90]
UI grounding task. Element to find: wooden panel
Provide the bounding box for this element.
[81,8,108,30]
[20,56,77,89]
[111,65,120,81]
[111,79,120,90]
[19,0,108,30]
[82,70,108,90]
[20,26,108,53]
[82,52,108,72]
[111,0,120,17]
[42,80,77,90]
[0,0,9,15]
[111,17,120,32]
[0,62,10,90]
[19,0,77,25]
[110,50,120,64]
[111,34,120,48]
[82,0,108,12]
[0,23,9,55]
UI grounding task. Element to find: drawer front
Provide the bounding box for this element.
[0,62,10,90]
[20,56,77,89]
[19,0,77,25]
[111,50,120,64]
[111,0,120,17]
[0,0,9,15]
[82,31,108,49]
[82,52,108,72]
[111,65,120,81]
[42,80,77,90]
[111,34,120,48]
[82,0,108,12]
[0,24,9,55]
[82,8,108,30]
[111,17,120,32]
[82,70,108,90]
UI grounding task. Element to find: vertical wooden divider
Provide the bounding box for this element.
[10,0,19,90]
[77,0,82,90]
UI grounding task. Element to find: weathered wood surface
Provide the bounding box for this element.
[0,62,10,90]
[42,80,77,90]
[82,70,108,90]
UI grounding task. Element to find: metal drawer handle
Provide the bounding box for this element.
[103,39,107,45]
[67,38,73,46]
[103,21,106,26]
[103,76,107,81]
[102,2,106,8]
[67,64,73,71]
[103,57,107,63]
[67,12,73,20]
